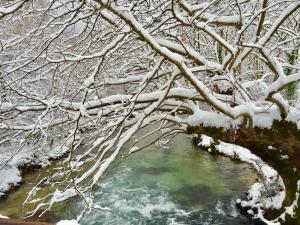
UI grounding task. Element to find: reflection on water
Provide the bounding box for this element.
[0,134,257,225]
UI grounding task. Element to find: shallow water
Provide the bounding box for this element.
[0,134,257,225]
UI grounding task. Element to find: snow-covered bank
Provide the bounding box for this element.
[0,214,9,219]
[0,165,21,197]
[0,137,73,197]
[196,134,300,225]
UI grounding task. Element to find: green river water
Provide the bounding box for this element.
[0,134,258,225]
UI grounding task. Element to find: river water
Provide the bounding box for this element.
[0,134,258,225]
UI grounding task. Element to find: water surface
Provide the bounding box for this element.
[0,134,257,225]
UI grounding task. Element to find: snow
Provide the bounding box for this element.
[0,165,21,195]
[197,135,287,224]
[1,0,300,224]
[181,1,242,26]
[0,1,25,16]
[185,101,284,129]
[252,106,282,129]
[197,135,300,223]
[275,180,300,222]
[0,136,74,196]
[186,110,242,129]
[56,219,79,225]
[128,146,139,154]
[286,104,300,129]
[83,75,94,88]
[0,214,9,219]
[283,191,299,218]
[50,188,77,204]
[100,9,116,24]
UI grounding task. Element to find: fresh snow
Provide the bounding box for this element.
[0,165,21,196]
[286,103,300,129]
[197,135,288,224]
[185,102,284,129]
[0,214,9,219]
[0,137,74,196]
[51,189,77,204]
[275,180,300,223]
[56,219,79,225]
[186,110,242,129]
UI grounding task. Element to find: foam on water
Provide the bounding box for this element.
[80,166,189,225]
[0,133,258,225]
[79,162,254,225]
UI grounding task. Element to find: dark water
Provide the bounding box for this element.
[0,134,257,225]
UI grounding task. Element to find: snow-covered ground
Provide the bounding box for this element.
[0,214,9,219]
[0,137,73,197]
[0,166,21,197]
[197,134,300,225]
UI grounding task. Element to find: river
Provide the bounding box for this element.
[0,133,258,225]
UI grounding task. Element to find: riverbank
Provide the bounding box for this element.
[0,136,74,199]
[1,121,299,224]
[189,121,300,225]
[0,133,259,225]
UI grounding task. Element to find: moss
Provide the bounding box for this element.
[191,135,202,146]
[233,151,240,160]
[208,141,218,154]
[284,44,299,100]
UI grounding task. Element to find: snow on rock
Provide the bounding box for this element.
[0,136,74,196]
[185,110,242,129]
[274,180,300,223]
[197,134,288,224]
[252,106,282,129]
[56,219,79,225]
[0,214,9,219]
[0,165,21,196]
[286,104,300,129]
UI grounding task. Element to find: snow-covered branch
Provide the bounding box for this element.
[0,0,299,221]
